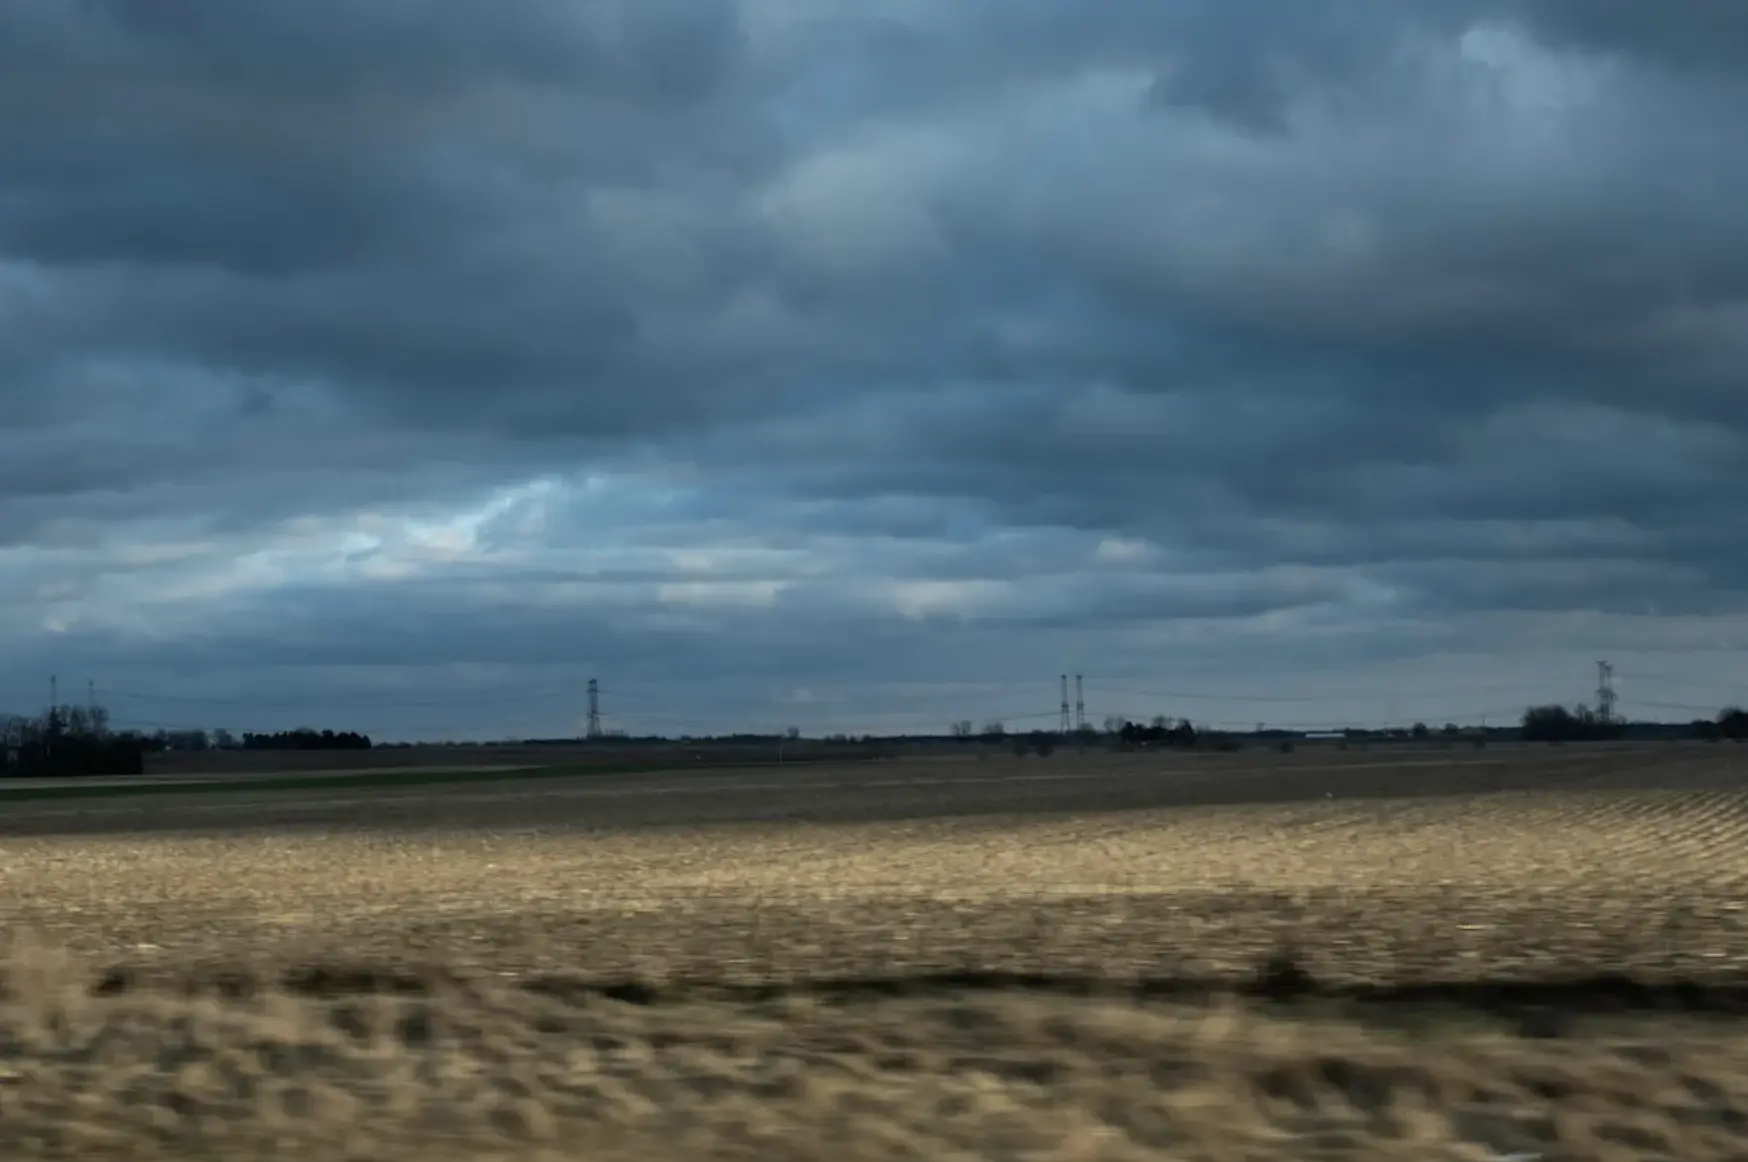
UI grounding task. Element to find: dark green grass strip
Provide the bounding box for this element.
[0,754,852,803]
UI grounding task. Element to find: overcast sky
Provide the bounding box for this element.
[2,1,1745,741]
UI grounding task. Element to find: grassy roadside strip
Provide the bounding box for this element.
[0,753,854,803]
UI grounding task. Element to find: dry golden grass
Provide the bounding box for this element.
[12,938,1748,1162]
[3,750,1748,1158]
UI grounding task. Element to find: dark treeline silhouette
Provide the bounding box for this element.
[0,704,145,778]
[239,728,372,751]
[950,705,1748,751]
[991,719,1217,756]
[1689,707,1748,743]
[1116,718,1199,748]
[0,706,374,778]
[5,692,1744,781]
[1519,703,1623,743]
[121,727,371,752]
[1520,703,1747,744]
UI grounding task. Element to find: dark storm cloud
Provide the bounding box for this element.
[1506,0,1748,75]
[1,0,1745,737]
[0,0,777,446]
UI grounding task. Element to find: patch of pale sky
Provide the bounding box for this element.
[1094,537,1156,564]
[758,122,959,279]
[32,463,1166,629]
[1456,18,1616,120]
[879,577,1016,621]
[1633,299,1748,379]
[655,579,789,608]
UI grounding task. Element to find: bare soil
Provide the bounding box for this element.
[2,745,1747,1159]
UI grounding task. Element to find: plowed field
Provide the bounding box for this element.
[2,744,1746,1159]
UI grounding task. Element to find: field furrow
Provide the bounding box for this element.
[3,746,1748,1159]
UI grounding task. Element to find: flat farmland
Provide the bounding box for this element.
[3,744,1748,1160]
[140,739,873,777]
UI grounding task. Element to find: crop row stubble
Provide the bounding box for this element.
[3,749,1748,1159]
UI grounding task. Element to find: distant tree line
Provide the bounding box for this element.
[1689,707,1748,742]
[1520,703,1748,743]
[239,728,372,750]
[1114,717,1199,748]
[139,727,372,752]
[0,705,144,778]
[946,703,1748,751]
[947,714,1229,756]
[0,706,376,779]
[1519,703,1623,742]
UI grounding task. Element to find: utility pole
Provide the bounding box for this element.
[585,678,602,740]
[1074,674,1086,732]
[1595,661,1617,725]
[1059,674,1071,734]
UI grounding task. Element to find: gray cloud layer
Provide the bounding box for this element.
[1,1,1744,738]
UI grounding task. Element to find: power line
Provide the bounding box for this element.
[1629,697,1732,714]
[93,685,590,711]
[53,654,1748,744]
[1089,677,1553,705]
[83,670,1734,716]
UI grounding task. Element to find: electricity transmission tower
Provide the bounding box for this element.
[1595,661,1617,725]
[1074,674,1086,731]
[585,678,602,739]
[1059,674,1071,734]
